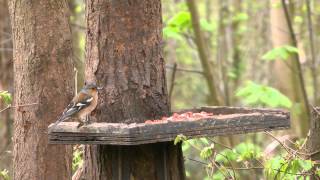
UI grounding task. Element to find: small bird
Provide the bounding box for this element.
[50,83,101,131]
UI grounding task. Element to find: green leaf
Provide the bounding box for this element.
[232,12,249,22]
[74,5,83,13]
[0,91,12,105]
[163,27,183,40]
[199,137,209,145]
[0,169,10,180]
[174,134,187,145]
[167,11,191,31]
[294,16,303,24]
[200,19,216,32]
[262,45,299,61]
[215,149,237,164]
[234,143,261,162]
[283,45,299,53]
[163,11,192,40]
[200,145,214,160]
[236,81,292,108]
[264,156,287,178]
[72,149,83,172]
[298,159,313,171]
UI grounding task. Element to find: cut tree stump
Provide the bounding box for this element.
[48,106,290,145]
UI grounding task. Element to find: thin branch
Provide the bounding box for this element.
[186,0,221,105]
[264,131,318,158]
[0,48,13,51]
[216,151,237,179]
[0,31,11,37]
[0,103,38,114]
[281,0,311,123]
[165,65,204,75]
[0,105,11,113]
[306,0,318,104]
[185,157,207,165]
[207,137,233,151]
[264,131,291,154]
[71,23,86,30]
[168,63,177,100]
[0,38,12,46]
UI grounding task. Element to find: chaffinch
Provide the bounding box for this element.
[50,83,101,130]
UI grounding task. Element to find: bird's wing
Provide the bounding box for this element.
[61,93,94,119]
[49,93,94,132]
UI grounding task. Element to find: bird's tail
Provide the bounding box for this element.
[49,115,68,133]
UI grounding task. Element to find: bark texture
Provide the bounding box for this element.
[83,0,185,179]
[305,107,320,179]
[8,0,74,179]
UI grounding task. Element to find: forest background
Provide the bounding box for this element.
[1,0,320,179]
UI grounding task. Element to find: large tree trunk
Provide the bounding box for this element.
[83,0,185,179]
[270,0,309,137]
[8,0,74,179]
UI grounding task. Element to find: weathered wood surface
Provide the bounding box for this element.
[48,106,290,145]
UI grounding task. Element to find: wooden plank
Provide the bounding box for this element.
[48,106,290,145]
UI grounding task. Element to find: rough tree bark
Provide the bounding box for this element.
[305,107,320,179]
[82,0,185,179]
[8,0,74,179]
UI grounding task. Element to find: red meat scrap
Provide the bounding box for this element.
[144,111,214,124]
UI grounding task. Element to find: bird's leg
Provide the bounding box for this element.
[84,115,90,125]
[77,121,84,128]
[77,117,85,128]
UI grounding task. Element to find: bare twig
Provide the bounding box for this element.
[71,23,86,30]
[0,38,12,46]
[216,152,237,179]
[306,0,318,104]
[165,65,204,75]
[72,166,83,180]
[281,0,311,123]
[0,105,11,113]
[264,131,319,158]
[74,68,78,94]
[264,131,291,154]
[207,137,233,151]
[186,157,207,165]
[168,63,177,100]
[0,48,13,51]
[0,103,38,114]
[186,0,221,105]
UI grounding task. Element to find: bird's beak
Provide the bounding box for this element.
[97,86,104,90]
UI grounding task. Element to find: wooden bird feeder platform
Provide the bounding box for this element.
[48,106,290,145]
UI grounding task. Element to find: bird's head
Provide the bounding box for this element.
[81,83,103,94]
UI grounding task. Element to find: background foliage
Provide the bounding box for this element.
[1,0,320,179]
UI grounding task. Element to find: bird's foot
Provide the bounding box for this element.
[77,122,84,128]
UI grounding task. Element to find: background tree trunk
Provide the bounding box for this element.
[186,0,222,106]
[270,0,309,137]
[8,0,74,179]
[83,0,185,179]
